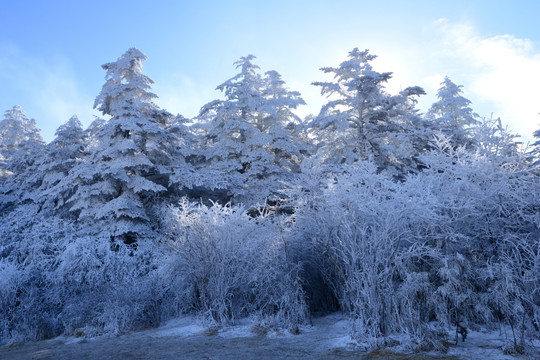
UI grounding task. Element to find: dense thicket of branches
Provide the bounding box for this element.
[1,48,539,354]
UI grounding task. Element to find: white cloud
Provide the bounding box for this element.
[429,19,540,143]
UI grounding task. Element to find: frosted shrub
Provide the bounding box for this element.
[0,209,168,344]
[0,260,21,342]
[483,234,540,354]
[0,262,63,344]
[0,212,69,344]
[56,236,166,337]
[420,138,540,340]
[165,199,307,329]
[290,163,441,347]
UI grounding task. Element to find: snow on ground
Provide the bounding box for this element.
[444,329,540,360]
[1,313,538,359]
[140,315,206,338]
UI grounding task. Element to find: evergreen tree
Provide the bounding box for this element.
[167,113,200,198]
[532,121,540,167]
[0,106,44,211]
[197,55,306,205]
[36,115,88,214]
[67,48,178,245]
[261,70,307,175]
[310,48,427,177]
[84,116,107,151]
[427,76,479,148]
[0,105,44,177]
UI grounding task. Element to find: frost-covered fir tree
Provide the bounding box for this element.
[6,116,86,207]
[309,48,427,177]
[84,116,106,149]
[0,106,44,211]
[197,55,306,205]
[159,112,198,197]
[532,123,540,167]
[33,115,88,214]
[67,48,181,245]
[427,76,479,148]
[0,105,44,177]
[261,70,307,174]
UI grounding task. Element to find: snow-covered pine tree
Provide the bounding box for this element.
[532,123,540,167]
[34,115,88,215]
[162,112,199,200]
[197,55,306,205]
[67,48,180,246]
[261,70,307,176]
[0,105,44,177]
[309,48,427,178]
[84,116,107,150]
[0,106,45,211]
[427,76,479,149]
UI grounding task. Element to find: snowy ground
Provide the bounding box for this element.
[444,329,538,360]
[1,313,538,359]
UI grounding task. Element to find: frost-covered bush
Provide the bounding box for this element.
[289,163,442,347]
[482,234,540,354]
[289,146,540,350]
[0,206,170,344]
[55,236,166,337]
[164,199,308,329]
[419,136,540,344]
[0,210,71,343]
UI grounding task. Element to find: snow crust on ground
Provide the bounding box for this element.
[2,313,539,359]
[137,313,358,345]
[138,313,538,359]
[444,329,540,360]
[142,316,206,338]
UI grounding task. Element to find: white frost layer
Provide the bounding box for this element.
[49,314,537,359]
[445,329,537,360]
[145,316,205,338]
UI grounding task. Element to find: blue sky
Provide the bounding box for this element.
[1,0,539,143]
